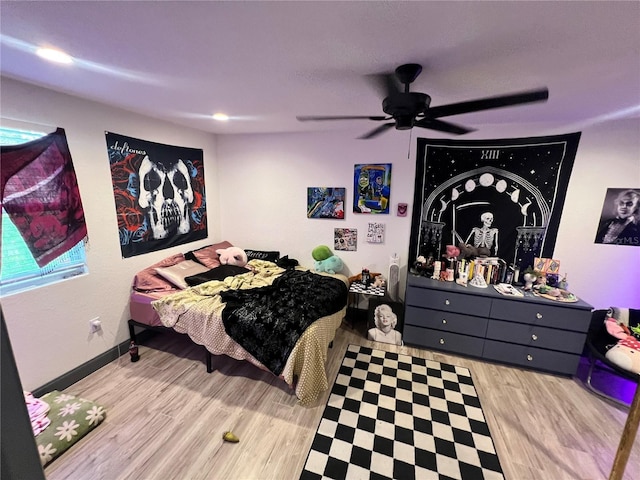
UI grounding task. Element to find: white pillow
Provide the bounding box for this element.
[155,260,209,289]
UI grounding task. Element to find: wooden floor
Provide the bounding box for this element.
[44,320,639,480]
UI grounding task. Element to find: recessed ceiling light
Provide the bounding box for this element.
[212,113,229,121]
[36,47,73,64]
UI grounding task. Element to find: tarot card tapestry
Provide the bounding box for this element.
[409,133,581,273]
[106,132,207,258]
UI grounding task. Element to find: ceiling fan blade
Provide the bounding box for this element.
[414,118,474,135]
[427,88,549,118]
[358,122,395,139]
[297,115,389,122]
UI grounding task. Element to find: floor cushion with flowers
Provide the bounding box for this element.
[35,390,106,467]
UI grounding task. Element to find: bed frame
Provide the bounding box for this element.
[128,318,214,372]
[128,318,333,375]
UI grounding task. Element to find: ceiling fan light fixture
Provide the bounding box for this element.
[394,115,415,130]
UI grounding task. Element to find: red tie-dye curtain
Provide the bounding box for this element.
[1,128,88,267]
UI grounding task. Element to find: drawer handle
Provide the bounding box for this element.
[536,313,543,319]
[531,334,538,341]
[527,354,533,361]
[445,299,450,305]
[439,338,445,344]
[442,319,447,324]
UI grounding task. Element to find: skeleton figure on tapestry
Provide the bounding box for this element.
[137,155,194,239]
[465,211,499,255]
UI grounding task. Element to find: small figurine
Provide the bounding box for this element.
[558,274,568,290]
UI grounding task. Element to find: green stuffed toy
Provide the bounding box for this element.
[312,245,333,261]
[312,245,343,274]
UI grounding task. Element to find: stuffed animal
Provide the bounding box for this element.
[216,247,248,267]
[312,245,333,261]
[314,255,343,274]
[458,242,491,259]
[604,307,640,374]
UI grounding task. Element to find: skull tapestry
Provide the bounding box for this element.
[106,132,207,258]
[409,133,581,273]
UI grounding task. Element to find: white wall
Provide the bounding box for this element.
[1,77,221,391]
[218,121,640,311]
[2,76,639,392]
[216,130,418,282]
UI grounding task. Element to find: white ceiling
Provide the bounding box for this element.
[1,1,639,138]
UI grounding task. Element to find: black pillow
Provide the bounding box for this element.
[276,255,299,270]
[185,265,251,287]
[245,249,280,262]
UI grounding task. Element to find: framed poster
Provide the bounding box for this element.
[367,299,404,346]
[594,188,640,246]
[353,163,391,214]
[307,187,345,219]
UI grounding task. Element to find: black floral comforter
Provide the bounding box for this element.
[220,269,348,374]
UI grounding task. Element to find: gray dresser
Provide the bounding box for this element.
[404,275,594,376]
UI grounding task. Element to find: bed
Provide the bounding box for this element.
[128,242,349,405]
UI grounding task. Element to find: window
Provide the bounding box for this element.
[1,126,87,296]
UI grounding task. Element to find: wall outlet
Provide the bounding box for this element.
[89,318,102,333]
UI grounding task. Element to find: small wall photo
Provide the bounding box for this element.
[335,228,357,251]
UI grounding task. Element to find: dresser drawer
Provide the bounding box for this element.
[405,306,488,337]
[405,287,492,317]
[486,320,587,354]
[482,340,581,375]
[489,298,591,332]
[404,325,485,357]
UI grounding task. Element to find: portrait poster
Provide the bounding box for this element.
[594,187,640,246]
[367,299,404,346]
[353,163,391,214]
[367,222,385,243]
[106,132,207,258]
[334,228,357,251]
[307,187,345,219]
[409,133,581,273]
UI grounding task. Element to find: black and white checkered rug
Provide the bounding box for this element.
[300,344,505,480]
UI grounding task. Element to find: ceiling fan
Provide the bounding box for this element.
[297,63,549,139]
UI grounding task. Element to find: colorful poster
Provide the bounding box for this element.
[334,228,357,251]
[307,187,345,219]
[409,133,581,272]
[106,132,207,258]
[353,164,391,214]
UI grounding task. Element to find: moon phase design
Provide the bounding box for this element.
[465,179,476,192]
[479,173,494,187]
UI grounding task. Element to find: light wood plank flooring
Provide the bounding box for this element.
[44,321,639,480]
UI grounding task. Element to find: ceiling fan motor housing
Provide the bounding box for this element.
[383,92,430,129]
